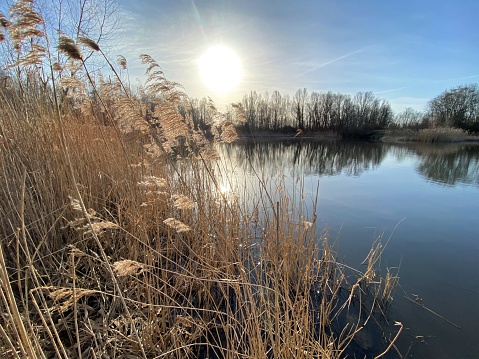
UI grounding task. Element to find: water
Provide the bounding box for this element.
[217,139,479,359]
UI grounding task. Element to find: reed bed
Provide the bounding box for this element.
[416,128,469,143]
[0,5,401,357]
[383,127,473,143]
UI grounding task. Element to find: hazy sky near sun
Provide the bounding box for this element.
[116,0,479,112]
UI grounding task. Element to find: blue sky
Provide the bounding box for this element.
[116,0,479,112]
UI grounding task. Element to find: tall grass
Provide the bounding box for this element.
[416,128,469,143]
[383,127,474,143]
[0,5,401,358]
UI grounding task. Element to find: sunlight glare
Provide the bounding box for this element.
[219,183,231,193]
[198,45,242,93]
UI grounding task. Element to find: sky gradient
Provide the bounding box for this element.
[116,0,479,113]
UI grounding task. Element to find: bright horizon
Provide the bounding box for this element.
[115,0,479,113]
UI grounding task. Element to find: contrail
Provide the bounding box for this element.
[190,0,207,40]
[374,87,409,95]
[295,45,374,77]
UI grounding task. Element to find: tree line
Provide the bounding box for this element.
[185,84,479,136]
[395,84,479,133]
[235,89,393,135]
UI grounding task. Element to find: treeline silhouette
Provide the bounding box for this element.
[184,84,479,137]
[235,89,393,135]
[182,89,393,137]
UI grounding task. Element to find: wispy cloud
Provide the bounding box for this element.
[374,86,409,95]
[293,45,374,77]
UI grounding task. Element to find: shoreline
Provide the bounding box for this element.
[236,129,479,144]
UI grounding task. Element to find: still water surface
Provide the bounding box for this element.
[217,139,479,359]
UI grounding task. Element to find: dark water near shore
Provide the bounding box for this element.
[217,139,479,359]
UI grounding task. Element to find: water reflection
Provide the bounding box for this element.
[415,145,479,187]
[218,140,479,188]
[216,139,479,358]
[219,139,386,177]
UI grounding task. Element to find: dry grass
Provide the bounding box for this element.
[383,127,473,143]
[417,128,469,142]
[0,5,402,358]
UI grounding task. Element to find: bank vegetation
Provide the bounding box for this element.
[185,86,479,142]
[0,2,402,358]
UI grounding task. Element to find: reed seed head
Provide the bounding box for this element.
[49,288,98,312]
[52,62,62,71]
[58,35,82,60]
[117,55,127,69]
[172,194,195,210]
[78,36,100,51]
[0,11,10,28]
[220,121,239,143]
[163,218,191,233]
[113,260,145,276]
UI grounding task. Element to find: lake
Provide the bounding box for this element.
[217,139,479,359]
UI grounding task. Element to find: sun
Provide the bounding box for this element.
[198,45,242,93]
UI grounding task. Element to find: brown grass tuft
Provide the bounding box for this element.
[220,120,239,143]
[52,62,63,71]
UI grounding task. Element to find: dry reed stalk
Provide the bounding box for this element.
[0,244,36,358]
[381,268,399,304]
[374,321,403,359]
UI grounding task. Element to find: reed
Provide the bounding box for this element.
[417,128,468,143]
[0,4,401,358]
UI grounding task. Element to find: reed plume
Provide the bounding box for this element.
[8,0,44,50]
[113,259,145,276]
[0,11,9,43]
[57,34,82,60]
[77,35,100,52]
[117,55,127,69]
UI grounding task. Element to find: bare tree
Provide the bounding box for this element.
[293,88,308,129]
[0,0,119,76]
[428,84,479,132]
[395,107,424,128]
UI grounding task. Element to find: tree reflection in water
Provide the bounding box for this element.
[218,139,479,188]
[416,145,479,187]
[218,139,386,178]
